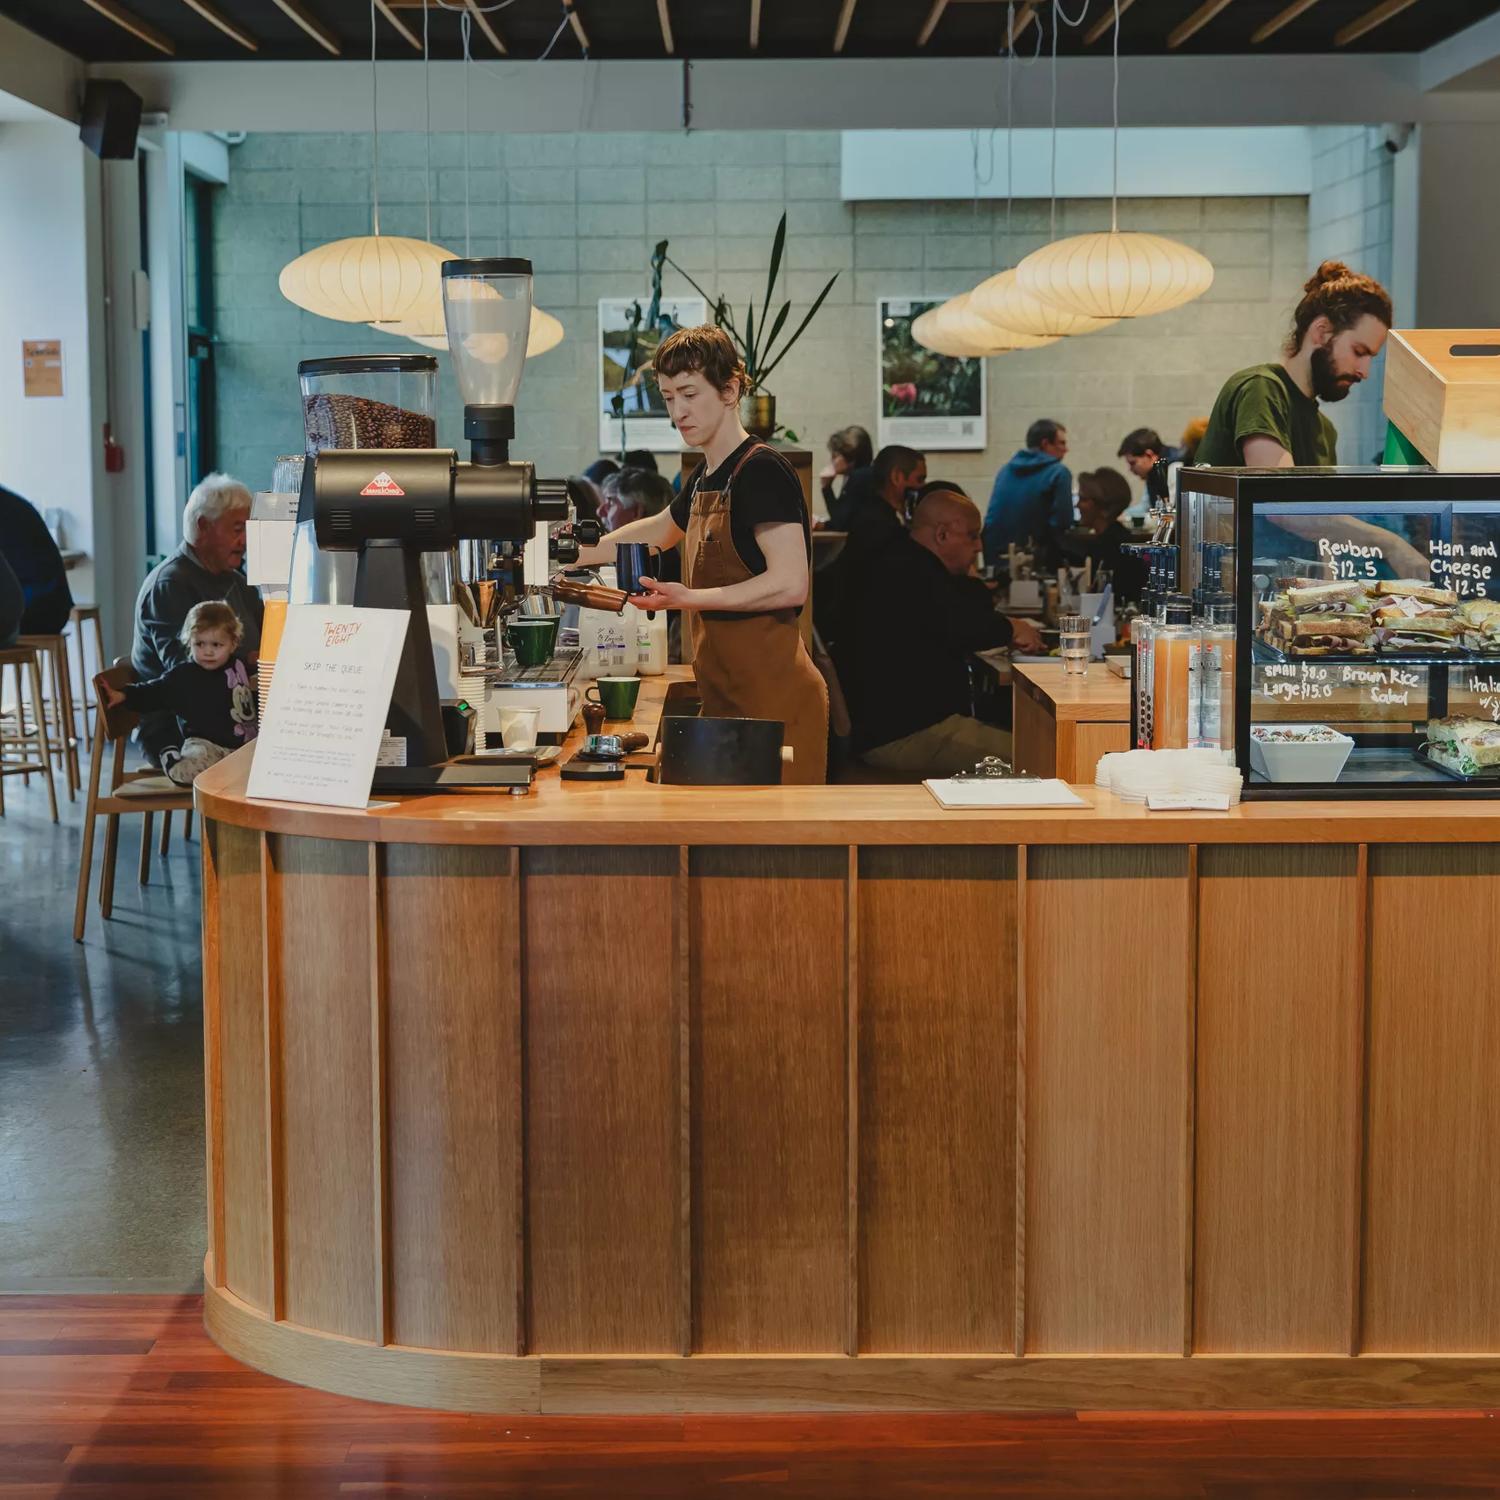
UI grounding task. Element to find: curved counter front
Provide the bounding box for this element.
[196,691,1500,1414]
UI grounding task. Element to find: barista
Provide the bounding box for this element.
[574,325,829,784]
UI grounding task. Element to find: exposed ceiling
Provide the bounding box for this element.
[3,0,1498,64]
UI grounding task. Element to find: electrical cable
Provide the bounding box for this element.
[370,0,380,235]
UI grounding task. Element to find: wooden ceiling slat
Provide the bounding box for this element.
[178,0,257,51]
[657,0,673,53]
[563,0,589,51]
[1334,0,1420,46]
[1250,0,1323,44]
[1009,1,1036,43]
[1167,0,1236,48]
[268,0,340,55]
[916,0,949,47]
[833,0,857,51]
[1083,0,1136,47]
[374,0,421,50]
[463,0,507,54]
[80,0,175,55]
[749,0,761,48]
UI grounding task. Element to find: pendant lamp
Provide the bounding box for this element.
[1014,0,1213,321]
[384,304,566,359]
[279,0,452,325]
[969,268,1117,340]
[915,296,1057,359]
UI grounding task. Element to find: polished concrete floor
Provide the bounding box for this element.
[0,766,206,1291]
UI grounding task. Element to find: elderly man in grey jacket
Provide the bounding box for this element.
[131,472,263,765]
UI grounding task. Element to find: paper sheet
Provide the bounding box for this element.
[924,778,1087,809]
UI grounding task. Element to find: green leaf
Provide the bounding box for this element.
[756,301,792,371]
[759,213,786,346]
[757,272,839,385]
[745,302,756,375]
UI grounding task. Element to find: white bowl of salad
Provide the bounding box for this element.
[1250,724,1355,783]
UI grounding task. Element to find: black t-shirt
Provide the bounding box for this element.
[669,438,810,576]
[123,658,259,749]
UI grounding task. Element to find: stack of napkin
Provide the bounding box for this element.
[1095,749,1242,805]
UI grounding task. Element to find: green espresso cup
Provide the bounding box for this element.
[588,675,641,720]
[504,615,559,668]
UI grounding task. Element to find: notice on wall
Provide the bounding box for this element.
[22,340,62,398]
[246,606,408,809]
[877,296,986,452]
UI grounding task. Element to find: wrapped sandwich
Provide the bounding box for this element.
[1426,716,1500,776]
[1459,597,1500,651]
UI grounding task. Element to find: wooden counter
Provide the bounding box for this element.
[197,672,1500,1415]
[1011,661,1131,782]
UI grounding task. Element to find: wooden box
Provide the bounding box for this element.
[1383,328,1500,472]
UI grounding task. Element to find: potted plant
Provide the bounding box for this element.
[651,214,839,440]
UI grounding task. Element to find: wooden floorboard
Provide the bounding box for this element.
[1,1296,1498,1497]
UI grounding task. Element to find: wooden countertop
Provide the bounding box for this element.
[1012,662,1132,720]
[197,658,1500,845]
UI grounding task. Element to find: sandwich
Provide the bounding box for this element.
[1375,613,1467,653]
[1286,580,1370,614]
[1460,597,1500,650]
[1259,603,1375,655]
[1366,579,1459,609]
[1426,717,1500,775]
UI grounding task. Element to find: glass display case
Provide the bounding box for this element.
[1181,467,1500,798]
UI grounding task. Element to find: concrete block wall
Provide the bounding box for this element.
[214,130,1310,509]
[1307,126,1395,466]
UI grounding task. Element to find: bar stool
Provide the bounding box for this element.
[69,604,106,744]
[17,633,80,800]
[0,644,58,822]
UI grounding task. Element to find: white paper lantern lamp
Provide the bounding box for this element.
[279,235,457,325]
[1016,231,1214,321]
[969,268,1119,339]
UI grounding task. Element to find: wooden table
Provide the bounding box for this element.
[194,675,1500,1417]
[1012,661,1132,781]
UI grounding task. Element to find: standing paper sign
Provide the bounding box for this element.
[247,606,409,809]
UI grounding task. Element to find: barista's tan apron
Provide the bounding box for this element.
[683,443,829,785]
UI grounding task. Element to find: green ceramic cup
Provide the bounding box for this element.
[588,675,641,720]
[505,615,558,668]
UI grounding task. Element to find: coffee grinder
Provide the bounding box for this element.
[309,258,571,792]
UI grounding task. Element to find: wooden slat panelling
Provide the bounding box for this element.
[856,846,1017,1353]
[382,844,519,1354]
[1364,844,1500,1352]
[690,846,848,1353]
[1023,845,1190,1354]
[210,820,269,1311]
[1194,844,1362,1354]
[270,835,376,1342]
[524,846,680,1353]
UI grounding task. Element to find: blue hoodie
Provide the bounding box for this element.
[982,448,1073,566]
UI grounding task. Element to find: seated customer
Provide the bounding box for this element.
[0,484,73,635]
[132,472,262,766]
[598,467,675,533]
[850,489,1042,778]
[983,418,1072,568]
[0,552,23,647]
[1066,467,1144,606]
[821,424,874,528]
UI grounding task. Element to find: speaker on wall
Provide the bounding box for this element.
[79,81,143,160]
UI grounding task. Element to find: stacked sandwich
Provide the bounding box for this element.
[1257,579,1374,656]
[1364,578,1463,654]
[1426,716,1500,777]
[1459,597,1500,653]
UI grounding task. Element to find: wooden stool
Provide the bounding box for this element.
[0,644,58,822]
[69,604,106,744]
[18,633,80,800]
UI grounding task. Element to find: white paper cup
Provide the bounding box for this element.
[498,705,541,751]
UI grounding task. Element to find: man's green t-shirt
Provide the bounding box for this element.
[1195,363,1339,467]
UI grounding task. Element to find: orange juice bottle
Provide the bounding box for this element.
[1152,597,1196,750]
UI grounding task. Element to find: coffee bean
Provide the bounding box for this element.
[303,394,436,452]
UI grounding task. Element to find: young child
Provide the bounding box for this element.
[104,600,257,785]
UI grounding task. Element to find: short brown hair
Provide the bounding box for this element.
[1286,260,1392,357]
[1078,467,1132,522]
[179,599,244,649]
[652,324,749,401]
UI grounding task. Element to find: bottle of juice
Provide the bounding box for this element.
[1153,596,1197,750]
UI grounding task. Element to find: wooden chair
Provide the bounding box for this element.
[18,632,80,799]
[0,643,58,821]
[68,603,106,743]
[73,660,193,943]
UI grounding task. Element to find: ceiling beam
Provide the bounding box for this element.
[657,0,674,53]
[1167,0,1236,49]
[1008,1,1036,44]
[1335,0,1420,47]
[563,0,589,52]
[917,0,949,48]
[833,0,857,52]
[80,0,176,56]
[374,0,421,50]
[462,1,507,54]
[178,0,258,51]
[1250,0,1322,45]
[750,0,761,50]
[268,0,340,56]
[1083,0,1135,47]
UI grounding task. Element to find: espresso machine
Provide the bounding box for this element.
[308,257,595,791]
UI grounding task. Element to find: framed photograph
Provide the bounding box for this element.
[876,296,987,451]
[598,295,708,453]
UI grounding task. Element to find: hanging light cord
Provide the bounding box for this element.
[462,10,472,253]
[423,0,432,242]
[1048,0,1058,244]
[1111,0,1121,231]
[370,0,380,235]
[1005,4,1014,240]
